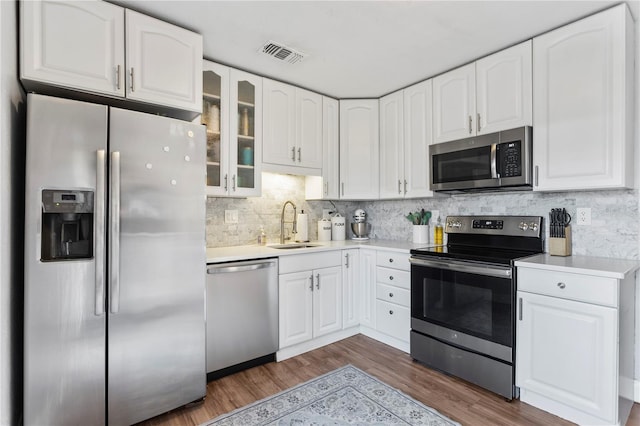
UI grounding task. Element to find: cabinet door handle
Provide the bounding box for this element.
[518,298,523,321]
[557,282,566,289]
[468,115,472,134]
[116,65,121,90]
[297,147,301,162]
[398,180,402,194]
[389,310,394,315]
[534,165,539,187]
[389,292,394,298]
[316,273,320,290]
[345,253,349,268]
[341,182,344,196]
[129,68,134,92]
[232,174,236,191]
[389,258,394,263]
[404,180,407,194]
[389,275,394,281]
[224,174,228,191]
[324,181,328,196]
[291,147,296,161]
[309,274,314,291]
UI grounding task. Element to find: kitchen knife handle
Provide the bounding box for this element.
[116,65,121,91]
[95,150,106,316]
[468,115,472,134]
[109,151,121,314]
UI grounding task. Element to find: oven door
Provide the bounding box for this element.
[410,256,514,362]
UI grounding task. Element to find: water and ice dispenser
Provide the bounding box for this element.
[40,189,94,261]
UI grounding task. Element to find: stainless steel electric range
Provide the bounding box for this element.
[409,215,544,400]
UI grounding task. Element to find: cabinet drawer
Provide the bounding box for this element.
[376,251,410,271]
[375,300,410,342]
[376,267,410,290]
[517,267,618,307]
[376,283,410,307]
[279,251,341,274]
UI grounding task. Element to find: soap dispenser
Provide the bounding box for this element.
[257,226,267,245]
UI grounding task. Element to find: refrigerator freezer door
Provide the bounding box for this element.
[107,108,206,425]
[24,94,108,425]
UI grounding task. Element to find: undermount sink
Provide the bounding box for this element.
[269,243,320,250]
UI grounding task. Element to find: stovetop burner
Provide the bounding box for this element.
[410,215,545,265]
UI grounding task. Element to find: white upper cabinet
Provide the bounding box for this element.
[339,100,380,200]
[433,63,476,143]
[305,96,340,200]
[201,61,262,197]
[433,40,532,143]
[21,0,125,96]
[125,10,202,112]
[263,79,322,173]
[379,80,434,199]
[533,4,634,191]
[379,91,404,199]
[21,0,202,114]
[476,40,532,135]
[403,80,433,198]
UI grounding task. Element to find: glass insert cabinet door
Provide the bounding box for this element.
[201,61,261,197]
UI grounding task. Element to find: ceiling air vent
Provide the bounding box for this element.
[260,40,306,64]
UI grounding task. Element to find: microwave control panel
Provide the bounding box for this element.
[498,141,521,178]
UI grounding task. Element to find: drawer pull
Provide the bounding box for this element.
[389,275,394,281]
[389,258,394,263]
[389,310,394,315]
[389,292,394,298]
[557,282,566,289]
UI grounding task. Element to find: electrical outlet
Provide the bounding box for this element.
[576,207,591,226]
[224,210,238,224]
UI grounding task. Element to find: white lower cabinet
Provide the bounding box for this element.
[360,249,411,352]
[516,261,636,426]
[278,252,342,350]
[342,249,360,329]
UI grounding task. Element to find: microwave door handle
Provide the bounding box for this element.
[490,143,499,179]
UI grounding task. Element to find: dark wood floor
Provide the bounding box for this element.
[138,334,640,426]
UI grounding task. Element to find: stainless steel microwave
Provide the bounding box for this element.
[430,126,532,193]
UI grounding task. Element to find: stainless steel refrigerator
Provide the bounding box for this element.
[23,94,207,425]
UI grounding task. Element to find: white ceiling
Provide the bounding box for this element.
[113,0,639,99]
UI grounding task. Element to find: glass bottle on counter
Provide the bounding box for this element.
[434,216,443,245]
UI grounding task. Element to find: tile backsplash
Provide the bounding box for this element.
[207,173,639,260]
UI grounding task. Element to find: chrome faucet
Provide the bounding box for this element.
[280,200,297,244]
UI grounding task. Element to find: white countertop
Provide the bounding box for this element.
[515,254,640,279]
[206,239,432,263]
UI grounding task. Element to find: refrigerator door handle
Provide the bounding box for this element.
[109,151,121,314]
[95,150,106,316]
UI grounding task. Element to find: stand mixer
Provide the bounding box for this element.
[351,208,371,240]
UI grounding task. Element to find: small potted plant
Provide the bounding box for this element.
[406,209,431,243]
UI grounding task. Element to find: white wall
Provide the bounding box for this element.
[0,0,26,424]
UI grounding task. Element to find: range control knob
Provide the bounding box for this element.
[528,222,538,232]
[518,222,529,231]
[448,220,462,229]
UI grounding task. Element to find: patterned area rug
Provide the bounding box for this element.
[202,365,461,425]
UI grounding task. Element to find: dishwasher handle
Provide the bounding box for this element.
[207,259,277,275]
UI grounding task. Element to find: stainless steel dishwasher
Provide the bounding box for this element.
[205,258,278,380]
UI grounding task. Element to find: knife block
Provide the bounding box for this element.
[549,225,572,256]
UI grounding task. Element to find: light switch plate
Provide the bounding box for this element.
[224,210,238,224]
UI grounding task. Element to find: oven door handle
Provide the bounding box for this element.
[410,257,512,279]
